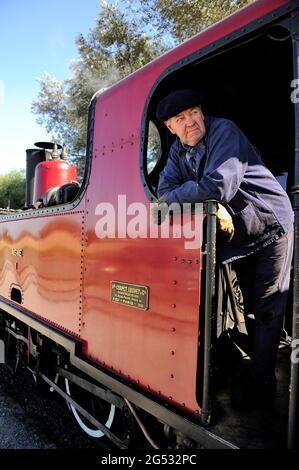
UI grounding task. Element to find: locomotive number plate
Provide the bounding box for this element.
[111,281,149,310]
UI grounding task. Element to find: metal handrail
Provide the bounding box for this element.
[201,200,217,425]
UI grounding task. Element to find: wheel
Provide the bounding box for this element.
[64,376,116,438]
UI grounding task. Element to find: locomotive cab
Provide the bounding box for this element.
[140,18,297,446]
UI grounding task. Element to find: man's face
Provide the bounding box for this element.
[165,106,206,146]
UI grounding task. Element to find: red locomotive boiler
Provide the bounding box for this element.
[0,0,298,449]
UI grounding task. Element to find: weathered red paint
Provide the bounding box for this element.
[0,0,292,416]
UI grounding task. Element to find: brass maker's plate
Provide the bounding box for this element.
[111,281,149,310]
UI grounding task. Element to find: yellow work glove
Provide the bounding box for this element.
[216,203,234,241]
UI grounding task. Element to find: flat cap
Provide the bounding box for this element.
[156,89,202,122]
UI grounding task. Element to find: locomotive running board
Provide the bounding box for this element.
[0,297,238,449]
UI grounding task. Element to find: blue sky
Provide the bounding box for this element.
[0,0,100,175]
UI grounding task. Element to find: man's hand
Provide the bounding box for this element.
[216,203,234,241]
[152,194,169,225]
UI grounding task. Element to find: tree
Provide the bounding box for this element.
[138,0,253,43]
[32,1,164,163]
[0,170,26,210]
[32,0,253,160]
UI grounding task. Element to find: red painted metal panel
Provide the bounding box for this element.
[82,87,205,413]
[82,219,204,414]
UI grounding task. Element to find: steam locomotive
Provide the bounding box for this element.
[0,0,298,449]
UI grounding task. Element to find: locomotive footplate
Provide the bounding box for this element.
[55,366,124,409]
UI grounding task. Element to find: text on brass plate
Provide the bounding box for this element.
[111,281,149,310]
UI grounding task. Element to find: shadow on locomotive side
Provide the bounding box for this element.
[0,0,298,449]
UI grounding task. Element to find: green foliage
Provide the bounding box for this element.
[0,169,26,209]
[139,0,252,43]
[32,1,164,172]
[32,0,253,159]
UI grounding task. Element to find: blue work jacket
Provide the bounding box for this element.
[157,116,294,262]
